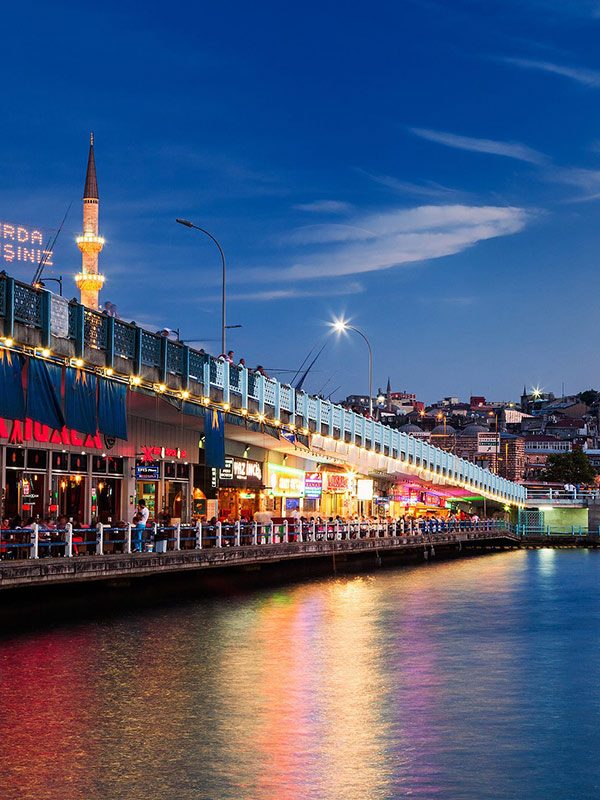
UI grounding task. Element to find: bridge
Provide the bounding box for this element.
[0,272,525,507]
[0,519,520,592]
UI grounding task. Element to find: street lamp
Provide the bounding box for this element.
[331,318,373,416]
[34,276,63,296]
[176,218,228,355]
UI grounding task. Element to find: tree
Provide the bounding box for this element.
[578,389,600,407]
[542,450,597,485]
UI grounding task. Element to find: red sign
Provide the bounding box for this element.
[141,445,187,463]
[325,473,352,492]
[0,418,103,450]
[304,471,323,499]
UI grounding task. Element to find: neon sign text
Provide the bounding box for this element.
[0,418,103,450]
[0,221,53,266]
[141,445,188,463]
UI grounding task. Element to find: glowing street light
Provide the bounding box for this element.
[330,317,373,416]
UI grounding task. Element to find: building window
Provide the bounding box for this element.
[92,455,108,474]
[27,450,47,470]
[70,453,88,473]
[107,457,123,475]
[52,452,69,471]
[6,448,25,469]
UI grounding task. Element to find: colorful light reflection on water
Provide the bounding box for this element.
[2,550,600,799]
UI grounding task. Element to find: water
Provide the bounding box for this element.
[1,549,599,800]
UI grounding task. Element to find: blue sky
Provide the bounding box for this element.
[2,0,600,402]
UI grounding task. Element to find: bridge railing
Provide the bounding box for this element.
[512,524,599,537]
[0,272,526,505]
[524,488,600,503]
[0,519,509,561]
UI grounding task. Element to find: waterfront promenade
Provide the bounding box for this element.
[0,519,518,591]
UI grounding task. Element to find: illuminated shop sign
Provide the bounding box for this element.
[140,445,187,462]
[219,456,263,487]
[136,464,160,480]
[0,418,103,450]
[0,220,53,267]
[357,479,374,501]
[267,463,305,497]
[323,472,356,493]
[304,471,323,499]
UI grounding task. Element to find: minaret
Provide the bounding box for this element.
[75,133,105,309]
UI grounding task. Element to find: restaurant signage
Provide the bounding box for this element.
[356,478,374,501]
[323,472,356,493]
[267,463,305,497]
[219,456,263,487]
[304,471,323,499]
[140,445,188,462]
[0,418,103,450]
[136,464,160,480]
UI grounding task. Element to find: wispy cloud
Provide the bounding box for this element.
[208,281,365,302]
[359,170,465,200]
[548,166,600,201]
[419,295,476,306]
[293,200,353,213]
[503,57,600,87]
[409,127,547,165]
[240,204,532,283]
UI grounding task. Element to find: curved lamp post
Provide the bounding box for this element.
[331,318,373,416]
[176,218,227,355]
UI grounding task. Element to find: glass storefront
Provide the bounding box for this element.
[134,460,191,523]
[54,473,87,522]
[217,456,264,521]
[4,469,45,522]
[2,446,125,525]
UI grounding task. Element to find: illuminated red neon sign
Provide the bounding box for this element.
[0,418,103,450]
[141,445,187,463]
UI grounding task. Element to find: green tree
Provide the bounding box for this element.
[542,450,597,485]
[578,389,600,407]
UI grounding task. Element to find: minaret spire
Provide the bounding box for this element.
[83,132,99,201]
[75,133,105,309]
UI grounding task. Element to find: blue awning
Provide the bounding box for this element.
[64,367,97,435]
[26,359,64,430]
[0,350,25,421]
[98,378,128,440]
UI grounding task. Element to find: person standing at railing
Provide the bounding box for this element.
[132,500,149,553]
